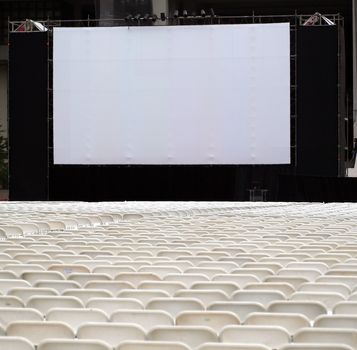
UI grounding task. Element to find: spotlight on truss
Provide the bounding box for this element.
[303,12,335,26]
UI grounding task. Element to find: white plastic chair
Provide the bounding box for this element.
[8,288,59,303]
[37,339,112,350]
[110,310,173,331]
[0,336,35,350]
[244,312,310,335]
[34,280,81,293]
[6,321,75,346]
[268,301,327,320]
[77,323,146,347]
[279,344,353,350]
[116,341,190,350]
[174,290,229,307]
[26,296,84,314]
[117,290,170,306]
[137,281,186,296]
[208,302,265,322]
[62,289,113,304]
[148,325,218,349]
[197,344,270,350]
[293,328,357,349]
[176,311,240,333]
[146,298,204,317]
[86,298,144,316]
[231,290,286,307]
[314,315,357,329]
[0,307,43,327]
[46,308,108,331]
[220,325,290,349]
[290,291,345,310]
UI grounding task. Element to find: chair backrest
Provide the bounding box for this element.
[68,273,111,286]
[115,273,161,287]
[314,315,357,329]
[231,290,286,307]
[6,321,75,346]
[268,301,327,320]
[334,301,357,315]
[244,312,310,335]
[77,322,146,347]
[84,281,135,294]
[0,336,35,350]
[137,281,186,296]
[116,341,191,350]
[0,279,31,293]
[290,291,345,310]
[298,282,351,298]
[21,271,65,284]
[148,325,218,349]
[33,280,81,293]
[110,310,174,331]
[0,307,43,327]
[174,290,229,307]
[8,287,58,303]
[264,277,309,289]
[197,344,271,350]
[220,325,290,349]
[190,282,239,296]
[176,311,240,333]
[0,295,24,307]
[26,296,84,314]
[293,328,357,349]
[163,274,210,287]
[62,289,113,303]
[212,274,260,288]
[37,339,112,350]
[117,290,170,306]
[279,344,353,350]
[46,308,108,331]
[85,298,144,317]
[244,282,295,297]
[146,298,204,318]
[208,302,265,322]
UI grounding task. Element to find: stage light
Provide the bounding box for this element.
[210,8,216,17]
[125,14,133,22]
[191,11,196,17]
[144,13,150,21]
[152,14,158,22]
[160,12,166,21]
[201,9,206,17]
[174,10,179,18]
[183,10,188,17]
[134,14,141,21]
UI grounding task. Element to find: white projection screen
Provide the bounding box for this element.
[53,23,290,165]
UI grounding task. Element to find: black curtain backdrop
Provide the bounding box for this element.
[9,32,48,201]
[297,25,339,177]
[278,175,357,202]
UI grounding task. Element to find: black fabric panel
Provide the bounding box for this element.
[49,165,293,201]
[9,32,48,200]
[297,26,338,177]
[278,175,357,202]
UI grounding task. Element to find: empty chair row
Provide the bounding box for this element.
[2,322,357,350]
